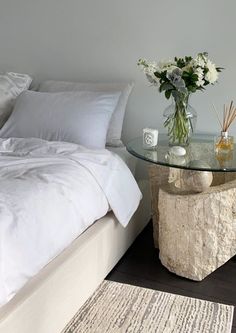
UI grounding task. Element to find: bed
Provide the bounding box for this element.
[0,77,151,333]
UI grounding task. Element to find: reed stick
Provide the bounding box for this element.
[212,103,223,129]
[214,101,236,133]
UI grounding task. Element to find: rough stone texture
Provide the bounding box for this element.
[158,181,236,281]
[148,164,170,248]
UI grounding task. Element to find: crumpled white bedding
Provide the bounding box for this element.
[0,138,142,306]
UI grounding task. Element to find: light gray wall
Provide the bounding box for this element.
[0,0,235,141]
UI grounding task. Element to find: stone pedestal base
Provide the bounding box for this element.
[158,181,236,281]
[148,164,170,248]
[148,164,236,281]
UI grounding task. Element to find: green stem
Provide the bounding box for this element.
[164,95,192,145]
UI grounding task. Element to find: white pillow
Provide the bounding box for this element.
[38,80,134,147]
[0,72,32,128]
[0,90,120,149]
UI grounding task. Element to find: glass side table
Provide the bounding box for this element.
[127,133,236,281]
[127,133,236,172]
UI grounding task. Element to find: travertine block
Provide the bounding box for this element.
[158,182,236,281]
[148,164,170,248]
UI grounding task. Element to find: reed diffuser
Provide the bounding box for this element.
[214,101,236,154]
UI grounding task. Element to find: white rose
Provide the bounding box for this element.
[205,60,218,84]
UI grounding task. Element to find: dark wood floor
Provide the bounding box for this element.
[106,222,236,332]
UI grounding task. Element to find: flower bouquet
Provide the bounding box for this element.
[138,52,222,145]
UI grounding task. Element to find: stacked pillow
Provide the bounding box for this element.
[0,90,121,149]
[0,72,32,128]
[39,80,134,147]
[0,79,133,149]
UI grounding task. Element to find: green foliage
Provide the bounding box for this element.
[138,52,223,101]
[165,90,172,99]
[182,70,199,92]
[159,82,174,92]
[174,56,193,69]
[138,52,223,144]
[155,70,167,81]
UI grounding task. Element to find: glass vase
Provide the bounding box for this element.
[163,94,197,146]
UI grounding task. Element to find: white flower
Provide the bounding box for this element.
[158,60,177,73]
[147,61,159,73]
[138,59,159,85]
[145,63,159,85]
[196,78,205,87]
[193,54,207,68]
[194,67,205,87]
[138,53,221,93]
[146,72,159,85]
[205,60,218,84]
[181,64,192,72]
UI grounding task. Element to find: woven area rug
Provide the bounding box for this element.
[62,280,234,333]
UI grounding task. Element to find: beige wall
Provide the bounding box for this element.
[0,0,235,141]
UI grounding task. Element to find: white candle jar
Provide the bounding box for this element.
[143,128,158,149]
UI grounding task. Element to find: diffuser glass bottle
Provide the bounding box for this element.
[215,131,234,154]
[214,101,236,155]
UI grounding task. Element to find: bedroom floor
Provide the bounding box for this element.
[106,222,236,332]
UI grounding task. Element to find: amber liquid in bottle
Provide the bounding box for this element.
[215,131,234,154]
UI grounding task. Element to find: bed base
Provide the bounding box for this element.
[0,180,150,333]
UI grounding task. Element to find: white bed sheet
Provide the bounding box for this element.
[107,145,137,175]
[0,138,141,307]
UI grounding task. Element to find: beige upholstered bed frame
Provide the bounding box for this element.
[0,180,150,333]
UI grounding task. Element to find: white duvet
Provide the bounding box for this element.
[0,138,142,306]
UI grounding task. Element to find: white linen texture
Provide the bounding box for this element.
[0,72,32,129]
[38,80,134,146]
[0,90,121,149]
[0,137,142,307]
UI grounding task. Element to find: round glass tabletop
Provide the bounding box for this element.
[126,133,236,172]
